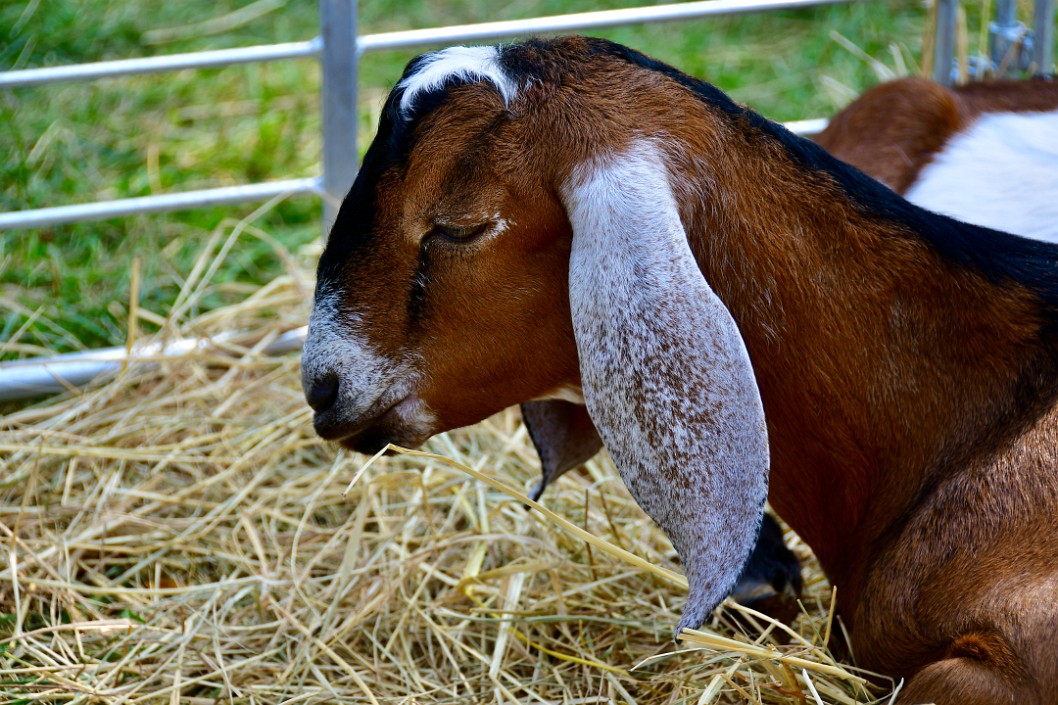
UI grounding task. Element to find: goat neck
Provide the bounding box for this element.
[628,95,1058,625]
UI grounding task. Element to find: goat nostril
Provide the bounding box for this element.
[306,372,340,412]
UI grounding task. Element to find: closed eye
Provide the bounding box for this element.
[427,222,490,243]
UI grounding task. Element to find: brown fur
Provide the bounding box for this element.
[816,76,1058,193]
[313,39,1058,702]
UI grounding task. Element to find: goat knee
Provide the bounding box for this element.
[898,634,1039,705]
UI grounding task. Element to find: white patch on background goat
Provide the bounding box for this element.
[398,45,519,118]
[905,110,1058,243]
[561,140,770,635]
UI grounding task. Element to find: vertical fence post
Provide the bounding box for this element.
[990,0,1029,74]
[319,0,358,234]
[1035,0,1056,74]
[933,0,958,84]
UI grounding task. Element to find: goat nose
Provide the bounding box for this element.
[306,371,340,412]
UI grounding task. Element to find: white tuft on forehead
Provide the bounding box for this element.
[397,45,519,118]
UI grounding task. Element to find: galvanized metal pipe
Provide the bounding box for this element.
[0,39,321,89]
[996,0,1018,26]
[0,327,308,402]
[991,0,1030,74]
[0,178,321,231]
[1036,0,1056,73]
[357,0,857,54]
[319,0,359,230]
[933,0,958,84]
[784,117,830,136]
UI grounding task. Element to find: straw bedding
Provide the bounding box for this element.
[1,228,895,704]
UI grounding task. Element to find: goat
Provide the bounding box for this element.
[816,76,1058,241]
[301,37,1058,703]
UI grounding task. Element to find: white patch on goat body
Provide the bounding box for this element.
[398,45,519,118]
[561,140,770,634]
[905,110,1058,243]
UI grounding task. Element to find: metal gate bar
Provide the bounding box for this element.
[1038,0,1057,73]
[358,0,856,52]
[933,0,959,83]
[0,179,320,231]
[0,40,322,89]
[933,0,1057,83]
[0,328,308,403]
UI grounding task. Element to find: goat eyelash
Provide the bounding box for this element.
[426,222,490,243]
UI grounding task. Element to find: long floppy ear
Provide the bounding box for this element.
[561,142,770,635]
[520,400,603,502]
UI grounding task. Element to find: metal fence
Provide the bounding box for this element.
[932,0,1056,83]
[0,0,1054,400]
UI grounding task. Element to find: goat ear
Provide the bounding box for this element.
[560,144,770,635]
[520,400,603,502]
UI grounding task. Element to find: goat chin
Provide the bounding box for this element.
[304,37,1058,702]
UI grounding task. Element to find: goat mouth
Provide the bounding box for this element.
[314,395,431,454]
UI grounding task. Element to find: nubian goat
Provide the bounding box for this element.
[302,37,1058,703]
[816,76,1058,241]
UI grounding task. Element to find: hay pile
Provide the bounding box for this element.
[1,225,893,704]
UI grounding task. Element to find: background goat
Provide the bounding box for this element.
[301,37,1058,704]
[816,76,1058,241]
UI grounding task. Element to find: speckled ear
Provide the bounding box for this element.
[561,142,770,636]
[520,400,602,502]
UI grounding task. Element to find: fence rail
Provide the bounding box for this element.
[0,179,321,231]
[0,40,323,89]
[358,0,855,51]
[0,328,308,403]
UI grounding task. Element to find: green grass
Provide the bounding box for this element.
[1,0,934,358]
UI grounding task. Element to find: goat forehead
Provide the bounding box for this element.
[398,45,520,118]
